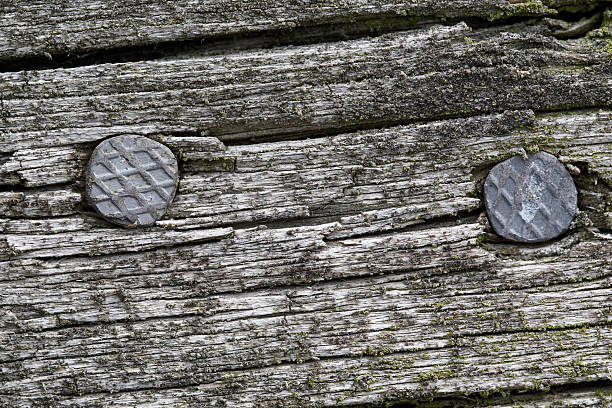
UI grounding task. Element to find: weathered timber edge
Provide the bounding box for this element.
[0,0,601,65]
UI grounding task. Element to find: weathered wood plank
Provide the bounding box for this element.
[2,326,610,407]
[4,109,610,192]
[0,222,485,329]
[0,216,91,235]
[1,110,609,239]
[167,109,612,233]
[0,0,588,62]
[0,22,610,153]
[11,386,611,408]
[1,219,610,405]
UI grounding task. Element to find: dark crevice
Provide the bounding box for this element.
[552,10,604,38]
[0,213,81,222]
[0,3,608,73]
[550,1,611,32]
[0,13,443,72]
[0,181,78,194]
[219,105,610,147]
[217,111,501,145]
[0,17,499,72]
[214,213,344,231]
[362,379,612,408]
[325,209,483,242]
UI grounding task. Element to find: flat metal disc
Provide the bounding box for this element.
[483,152,577,243]
[85,135,179,227]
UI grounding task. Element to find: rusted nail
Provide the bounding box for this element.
[483,151,577,243]
[85,135,179,228]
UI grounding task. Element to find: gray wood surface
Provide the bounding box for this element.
[0,0,592,62]
[1,22,610,153]
[1,2,611,408]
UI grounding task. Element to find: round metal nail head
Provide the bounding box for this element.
[86,135,179,227]
[483,152,577,243]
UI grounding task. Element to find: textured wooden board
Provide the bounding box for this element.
[2,326,611,406]
[0,146,87,187]
[0,21,611,153]
[0,0,593,63]
[1,110,610,236]
[1,4,612,408]
[1,223,611,405]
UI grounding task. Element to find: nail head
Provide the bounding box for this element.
[483,151,577,243]
[85,135,179,228]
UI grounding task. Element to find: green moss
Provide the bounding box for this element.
[486,0,556,21]
[417,369,458,383]
[553,0,601,14]
[306,376,325,389]
[194,157,236,172]
[361,344,392,357]
[475,233,486,247]
[599,39,612,54]
[374,356,415,370]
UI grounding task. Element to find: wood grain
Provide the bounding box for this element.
[0,22,610,153]
[0,0,589,62]
[1,110,610,235]
[1,221,611,405]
